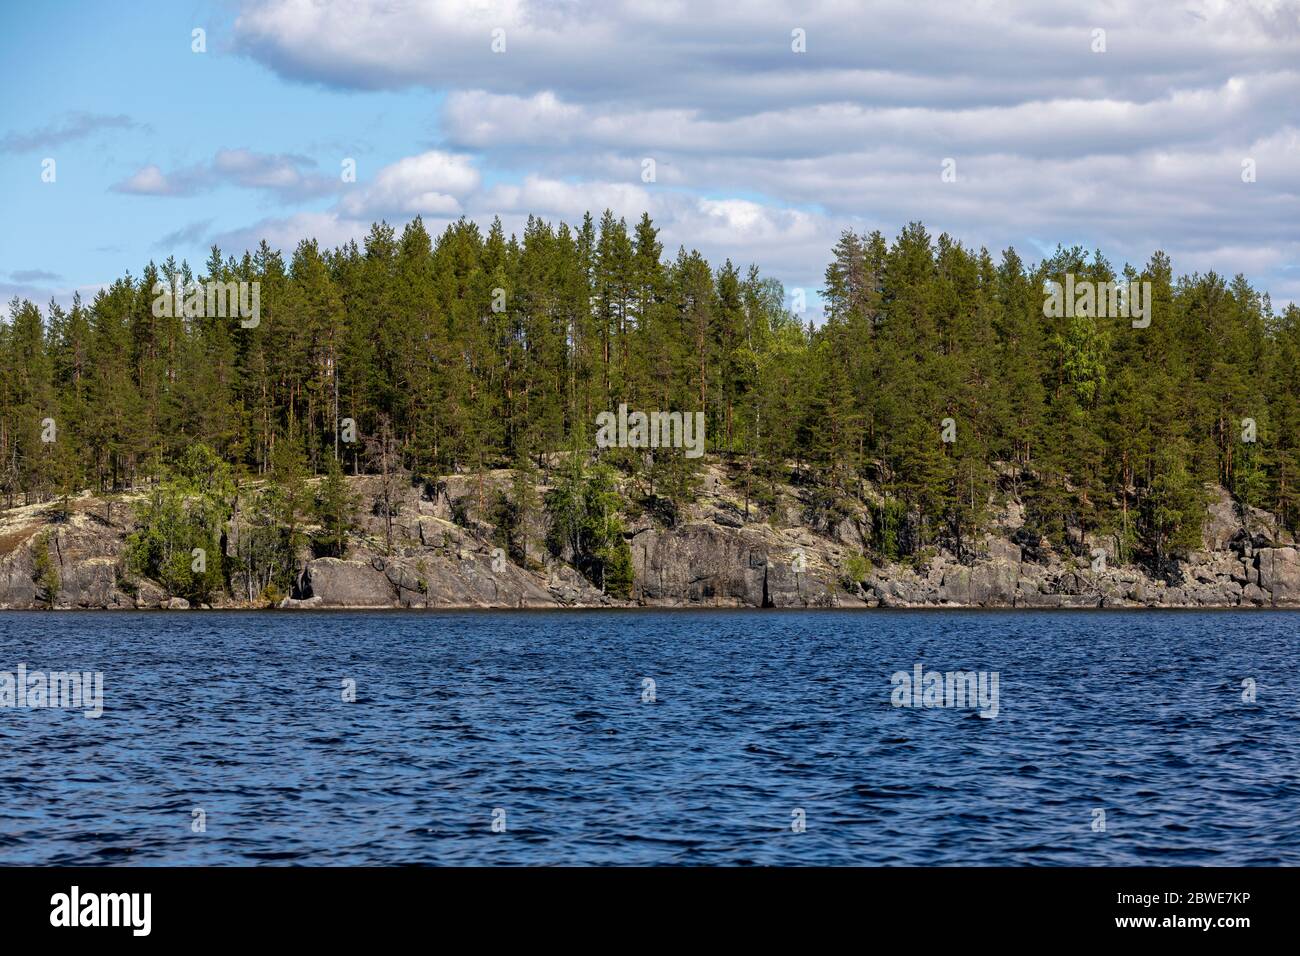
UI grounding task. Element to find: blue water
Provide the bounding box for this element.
[0,610,1296,866]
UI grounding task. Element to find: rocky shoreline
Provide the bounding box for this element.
[2,466,1298,611]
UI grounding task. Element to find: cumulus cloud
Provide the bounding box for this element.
[234,0,1300,108]
[442,75,1300,162]
[478,174,648,219]
[211,172,846,303]
[337,150,481,218]
[114,163,196,196]
[223,0,1300,305]
[211,210,378,258]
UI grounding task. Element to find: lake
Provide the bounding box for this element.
[1,610,1296,865]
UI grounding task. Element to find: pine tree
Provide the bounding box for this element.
[2,214,1296,581]
[314,456,359,558]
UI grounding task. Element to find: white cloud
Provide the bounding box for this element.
[114,164,185,196]
[235,0,1300,109]
[478,174,649,220]
[211,211,373,258]
[221,0,1300,306]
[441,74,1300,161]
[338,150,481,218]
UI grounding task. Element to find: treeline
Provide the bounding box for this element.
[2,214,1299,570]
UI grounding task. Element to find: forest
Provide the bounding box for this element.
[3,212,1299,579]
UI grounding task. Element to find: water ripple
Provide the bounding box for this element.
[0,609,1296,865]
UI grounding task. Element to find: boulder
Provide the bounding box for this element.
[133,579,167,609]
[1190,580,1242,607]
[296,549,566,609]
[1084,532,1120,565]
[764,554,837,607]
[1053,570,1091,595]
[1188,557,1218,584]
[997,499,1026,532]
[1230,559,1252,585]
[1244,505,1293,547]
[866,564,927,605]
[384,561,427,605]
[546,563,611,606]
[711,508,745,529]
[1241,582,1268,606]
[416,551,558,608]
[832,517,867,550]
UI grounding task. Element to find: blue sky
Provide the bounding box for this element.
[1,0,440,296]
[2,0,1298,313]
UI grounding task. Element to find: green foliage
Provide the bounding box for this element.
[125,443,233,603]
[313,456,359,558]
[599,535,635,599]
[842,551,872,588]
[32,531,60,608]
[546,456,634,597]
[1142,444,1208,566]
[233,440,315,600]
[268,439,311,547]
[870,497,908,560]
[1,216,1296,580]
[1051,314,1110,408]
[494,456,541,565]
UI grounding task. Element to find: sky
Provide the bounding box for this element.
[1,0,1298,317]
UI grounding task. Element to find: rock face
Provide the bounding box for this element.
[1256,547,1300,606]
[935,550,1019,606]
[971,561,1019,606]
[629,522,849,607]
[1202,484,1293,550]
[3,478,1300,610]
[0,544,38,608]
[1202,486,1243,551]
[297,559,396,608]
[292,551,585,609]
[0,505,137,610]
